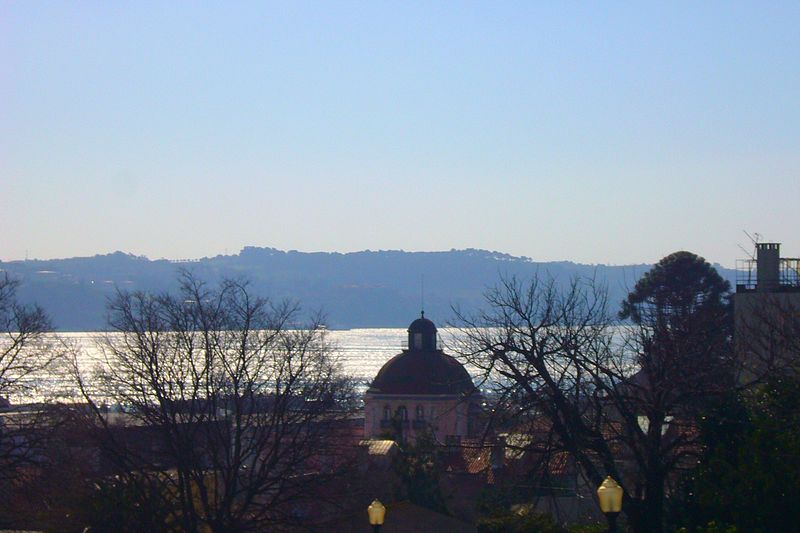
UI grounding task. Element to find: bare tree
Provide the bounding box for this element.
[0,273,64,504]
[0,273,55,402]
[453,264,733,533]
[74,273,357,532]
[734,291,800,383]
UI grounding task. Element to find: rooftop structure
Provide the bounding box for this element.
[736,242,800,292]
[734,241,800,383]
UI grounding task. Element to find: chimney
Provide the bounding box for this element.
[756,243,781,291]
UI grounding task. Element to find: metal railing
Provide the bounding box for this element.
[736,257,800,290]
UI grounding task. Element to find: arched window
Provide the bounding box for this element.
[383,405,391,420]
[416,405,425,420]
[397,406,408,420]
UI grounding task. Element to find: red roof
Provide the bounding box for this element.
[367,350,475,395]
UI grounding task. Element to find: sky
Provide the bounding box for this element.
[2,1,799,267]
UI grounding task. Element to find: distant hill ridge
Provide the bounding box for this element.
[0,247,736,331]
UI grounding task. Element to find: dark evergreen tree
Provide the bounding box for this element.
[620,251,734,405]
[454,253,736,533]
[677,374,800,533]
[620,250,732,327]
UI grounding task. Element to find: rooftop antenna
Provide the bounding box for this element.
[739,230,764,259]
[743,230,761,247]
[739,230,762,288]
[737,244,755,261]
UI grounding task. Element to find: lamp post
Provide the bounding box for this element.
[597,476,623,533]
[367,499,386,533]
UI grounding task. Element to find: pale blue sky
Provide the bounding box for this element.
[2,1,799,266]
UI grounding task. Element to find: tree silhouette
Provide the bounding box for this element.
[454,253,735,533]
[74,273,357,532]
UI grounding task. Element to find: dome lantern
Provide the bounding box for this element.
[408,311,437,351]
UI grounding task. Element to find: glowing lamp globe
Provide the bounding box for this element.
[597,476,623,513]
[368,499,386,526]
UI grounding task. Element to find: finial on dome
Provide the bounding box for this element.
[421,310,425,318]
[420,274,425,319]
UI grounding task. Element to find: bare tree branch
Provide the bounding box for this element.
[74,273,357,532]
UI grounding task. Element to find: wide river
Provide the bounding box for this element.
[37,327,626,402]
[60,328,461,385]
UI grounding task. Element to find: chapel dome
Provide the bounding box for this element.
[367,315,475,396]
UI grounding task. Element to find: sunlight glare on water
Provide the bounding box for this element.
[60,328,467,387]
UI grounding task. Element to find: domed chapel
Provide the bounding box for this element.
[364,313,480,443]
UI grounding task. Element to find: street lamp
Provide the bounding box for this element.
[367,499,386,533]
[597,476,623,533]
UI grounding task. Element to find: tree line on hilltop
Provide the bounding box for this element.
[0,247,737,331]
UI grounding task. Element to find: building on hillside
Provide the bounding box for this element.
[363,313,481,444]
[735,241,800,380]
